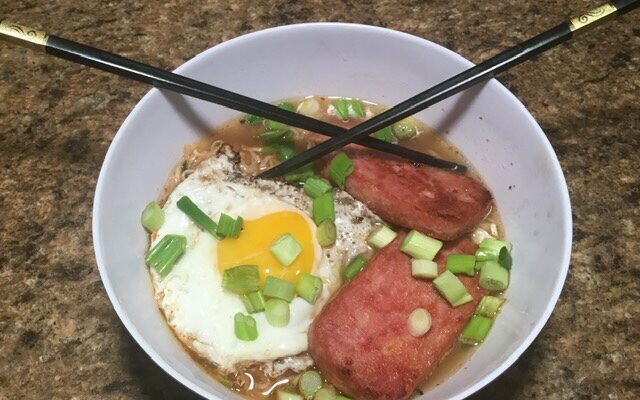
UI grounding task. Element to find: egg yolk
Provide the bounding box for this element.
[217,211,315,285]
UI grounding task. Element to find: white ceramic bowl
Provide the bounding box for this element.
[93,23,572,400]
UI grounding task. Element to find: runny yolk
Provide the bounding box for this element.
[217,211,315,286]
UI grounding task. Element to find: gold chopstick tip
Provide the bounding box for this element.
[0,20,49,48]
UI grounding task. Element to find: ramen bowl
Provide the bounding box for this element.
[93,23,571,400]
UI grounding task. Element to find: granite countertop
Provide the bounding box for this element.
[1,1,638,399]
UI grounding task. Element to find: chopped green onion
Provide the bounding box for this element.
[480,238,512,252]
[296,273,323,304]
[446,254,476,276]
[278,391,304,400]
[299,371,323,398]
[278,102,296,112]
[234,312,258,341]
[478,261,509,291]
[145,234,186,277]
[373,127,394,143]
[336,396,352,400]
[176,196,221,239]
[284,163,315,184]
[316,220,337,247]
[343,256,366,281]
[270,233,303,267]
[222,265,260,294]
[263,276,296,302]
[475,244,512,270]
[411,259,438,279]
[244,114,263,125]
[141,201,164,232]
[400,230,443,260]
[241,291,266,314]
[407,308,432,337]
[459,315,493,345]
[216,213,237,238]
[265,103,296,130]
[475,295,505,318]
[304,177,332,198]
[229,216,243,238]
[433,270,473,307]
[347,99,365,118]
[259,129,293,144]
[312,192,335,225]
[314,387,337,400]
[328,152,354,189]
[366,225,397,248]
[332,99,349,120]
[262,143,297,161]
[392,121,417,140]
[265,298,290,327]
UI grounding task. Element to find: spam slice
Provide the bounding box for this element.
[308,234,484,400]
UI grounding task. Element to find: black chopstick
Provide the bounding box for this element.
[0,21,466,173]
[259,0,639,178]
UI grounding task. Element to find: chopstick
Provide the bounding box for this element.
[0,21,466,173]
[259,0,639,178]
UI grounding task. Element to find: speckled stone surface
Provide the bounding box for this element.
[1,1,638,399]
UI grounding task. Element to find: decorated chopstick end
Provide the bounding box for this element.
[568,2,618,32]
[0,20,49,49]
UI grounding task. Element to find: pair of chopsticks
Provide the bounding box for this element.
[1,0,638,179]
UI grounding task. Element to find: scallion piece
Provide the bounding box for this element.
[314,387,337,400]
[411,259,438,279]
[145,234,186,277]
[229,216,243,238]
[446,254,476,277]
[141,201,164,232]
[264,276,296,302]
[407,308,432,337]
[312,192,335,225]
[336,396,352,400]
[347,99,365,118]
[392,121,417,140]
[296,273,323,304]
[328,152,354,189]
[459,315,493,345]
[284,163,315,184]
[264,103,295,130]
[265,298,290,327]
[299,370,323,398]
[259,129,293,144]
[475,295,505,318]
[478,261,509,291]
[480,238,513,252]
[366,225,397,248]
[234,312,258,341]
[278,391,304,400]
[475,240,512,270]
[241,291,266,314]
[373,127,394,143]
[317,220,337,247]
[400,230,443,260]
[433,270,473,307]
[343,256,366,281]
[262,143,296,161]
[244,114,263,125]
[216,213,237,238]
[304,177,332,198]
[332,99,350,120]
[222,265,260,294]
[176,195,221,239]
[270,233,303,267]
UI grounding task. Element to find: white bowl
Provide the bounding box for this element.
[93,23,571,400]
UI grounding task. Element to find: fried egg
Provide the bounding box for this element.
[150,145,380,372]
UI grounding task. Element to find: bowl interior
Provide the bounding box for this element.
[93,23,571,400]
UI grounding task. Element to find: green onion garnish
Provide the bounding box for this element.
[145,234,186,277]
[234,312,258,341]
[264,276,296,302]
[480,238,513,252]
[328,152,354,189]
[477,238,513,269]
[270,233,303,267]
[400,230,443,261]
[312,192,335,225]
[141,201,165,232]
[176,195,221,239]
[336,396,352,400]
[459,314,494,345]
[316,220,337,247]
[304,177,332,198]
[296,273,323,304]
[284,163,315,184]
[332,98,365,120]
[241,291,266,314]
[411,259,438,279]
[446,254,476,277]
[478,261,509,291]
[433,270,473,307]
[264,103,296,130]
[244,114,264,125]
[262,143,297,161]
[392,121,417,140]
[407,308,432,337]
[299,370,323,398]
[343,256,366,281]
[265,298,290,327]
[259,129,293,144]
[277,391,303,400]
[222,265,260,294]
[373,127,394,143]
[229,216,243,238]
[366,225,397,248]
[475,295,505,318]
[332,99,350,120]
[216,213,243,239]
[314,387,337,400]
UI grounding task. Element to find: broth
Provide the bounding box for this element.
[156,96,504,399]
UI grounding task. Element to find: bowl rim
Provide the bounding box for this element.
[93,22,572,400]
